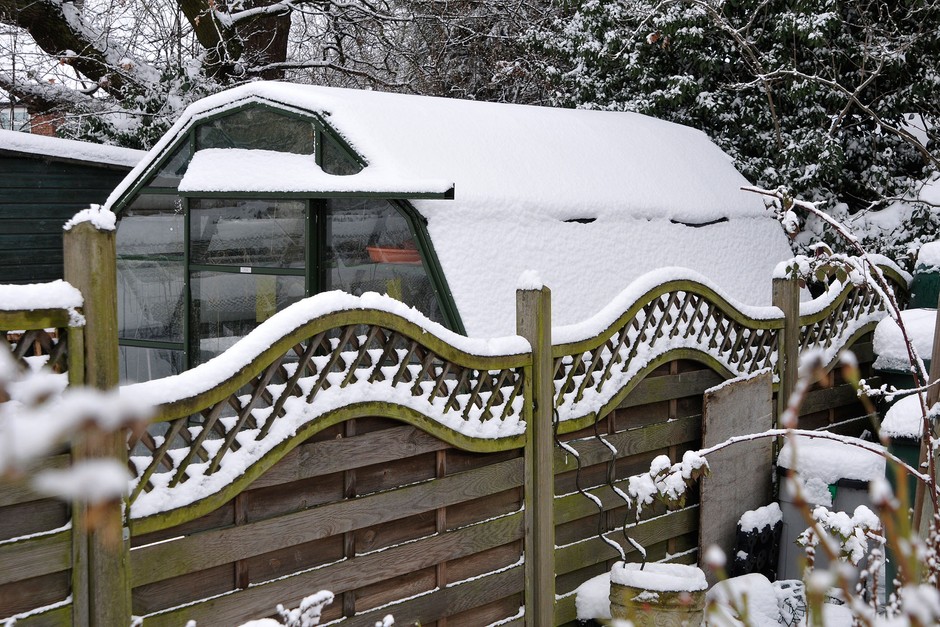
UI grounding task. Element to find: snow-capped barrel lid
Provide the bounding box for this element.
[778,435,885,484]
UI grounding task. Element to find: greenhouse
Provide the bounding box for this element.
[105,82,794,383]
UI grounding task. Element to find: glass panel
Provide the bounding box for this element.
[147,141,193,188]
[117,194,185,343]
[119,345,184,384]
[190,199,306,269]
[191,271,305,364]
[195,108,315,154]
[325,199,442,323]
[321,134,362,175]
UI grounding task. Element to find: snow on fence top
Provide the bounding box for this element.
[104,82,794,337]
[0,128,143,168]
[118,262,902,525]
[0,280,82,313]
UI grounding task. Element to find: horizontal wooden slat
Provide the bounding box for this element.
[554,414,700,473]
[800,384,861,416]
[0,455,69,507]
[0,599,71,627]
[344,564,523,627]
[618,369,724,409]
[140,511,524,626]
[132,457,524,587]
[555,506,698,577]
[556,481,648,526]
[247,424,451,490]
[0,309,72,330]
[0,528,71,586]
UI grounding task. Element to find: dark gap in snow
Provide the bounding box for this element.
[669,217,729,228]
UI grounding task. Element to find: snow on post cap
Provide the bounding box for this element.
[63,205,116,232]
[610,562,708,592]
[516,270,543,291]
[917,241,940,270]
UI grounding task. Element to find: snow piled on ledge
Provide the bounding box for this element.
[0,280,83,312]
[0,128,143,167]
[179,148,452,195]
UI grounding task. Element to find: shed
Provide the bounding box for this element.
[104,82,794,382]
[0,130,143,283]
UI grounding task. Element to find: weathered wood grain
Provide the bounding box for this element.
[618,369,724,409]
[0,528,71,586]
[553,414,700,473]
[131,458,524,587]
[139,512,524,626]
[246,424,450,490]
[0,455,69,508]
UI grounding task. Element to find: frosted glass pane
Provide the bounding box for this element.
[325,198,442,323]
[191,199,305,269]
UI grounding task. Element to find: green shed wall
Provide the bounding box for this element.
[0,154,131,283]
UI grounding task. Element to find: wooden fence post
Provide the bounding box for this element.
[773,276,800,424]
[517,286,554,626]
[63,220,131,627]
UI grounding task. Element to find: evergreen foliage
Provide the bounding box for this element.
[532,0,940,263]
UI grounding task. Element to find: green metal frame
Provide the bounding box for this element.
[113,98,466,373]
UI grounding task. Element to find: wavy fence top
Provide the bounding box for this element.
[119,262,907,528]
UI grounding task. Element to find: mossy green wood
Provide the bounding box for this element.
[0,309,72,330]
[62,222,131,627]
[774,277,800,425]
[517,286,555,627]
[130,401,526,535]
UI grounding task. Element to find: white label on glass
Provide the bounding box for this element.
[240,267,251,274]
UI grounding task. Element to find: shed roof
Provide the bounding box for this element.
[0,129,144,168]
[107,82,794,337]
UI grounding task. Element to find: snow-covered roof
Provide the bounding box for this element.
[106,82,794,337]
[0,129,143,168]
[179,148,453,196]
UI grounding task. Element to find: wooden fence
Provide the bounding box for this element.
[0,222,907,626]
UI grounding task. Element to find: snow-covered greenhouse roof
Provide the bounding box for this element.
[107,82,793,338]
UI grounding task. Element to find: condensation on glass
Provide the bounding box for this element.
[325,198,442,324]
[195,108,316,154]
[190,199,306,269]
[191,271,305,364]
[116,194,185,344]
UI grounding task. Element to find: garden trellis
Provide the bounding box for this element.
[0,220,907,626]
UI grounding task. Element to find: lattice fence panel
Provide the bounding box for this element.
[553,290,779,419]
[128,323,526,504]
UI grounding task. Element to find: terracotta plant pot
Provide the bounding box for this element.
[609,562,707,627]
